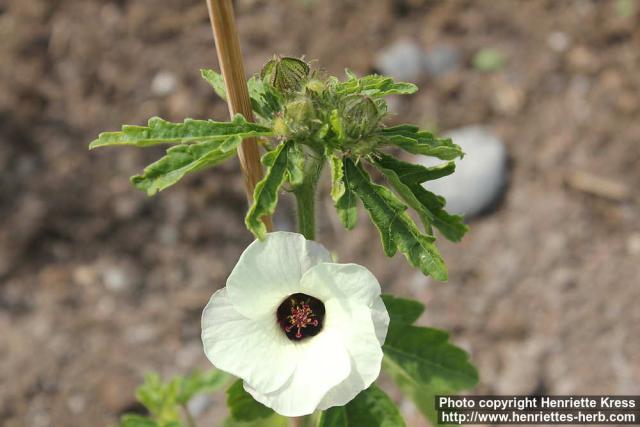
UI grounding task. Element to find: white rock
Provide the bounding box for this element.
[418,126,508,217]
[375,40,425,82]
[151,70,177,96]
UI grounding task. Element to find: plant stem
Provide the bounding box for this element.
[292,417,304,427]
[205,0,273,232]
[294,153,323,240]
[294,183,317,241]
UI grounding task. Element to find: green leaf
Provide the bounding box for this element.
[120,415,160,427]
[247,76,283,119]
[373,154,468,242]
[344,158,447,280]
[329,154,345,202]
[135,373,181,423]
[176,370,230,405]
[131,134,242,196]
[381,294,425,326]
[286,143,305,187]
[335,157,357,230]
[246,141,290,239]
[379,126,463,161]
[201,69,227,101]
[90,114,271,149]
[226,379,274,422]
[318,385,406,427]
[375,153,455,184]
[336,73,417,98]
[220,414,288,427]
[383,325,479,394]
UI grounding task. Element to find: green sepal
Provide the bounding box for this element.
[226,379,274,422]
[89,114,270,149]
[245,142,291,239]
[344,158,448,281]
[131,134,242,196]
[336,72,417,98]
[381,294,425,326]
[373,153,468,242]
[318,385,406,427]
[379,125,463,161]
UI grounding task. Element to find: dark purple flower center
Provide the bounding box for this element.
[276,293,325,341]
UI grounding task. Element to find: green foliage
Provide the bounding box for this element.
[90,114,270,149]
[119,370,230,427]
[89,59,467,278]
[373,153,468,242]
[381,296,479,425]
[344,158,448,281]
[220,415,288,427]
[318,385,406,427]
[245,142,291,239]
[132,135,241,195]
[226,380,275,421]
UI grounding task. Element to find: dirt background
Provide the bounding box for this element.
[1,0,639,426]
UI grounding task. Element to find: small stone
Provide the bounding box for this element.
[151,70,177,96]
[102,266,128,292]
[422,44,460,76]
[547,31,570,52]
[417,126,508,217]
[375,40,425,82]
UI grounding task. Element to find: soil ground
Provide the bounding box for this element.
[1,1,639,426]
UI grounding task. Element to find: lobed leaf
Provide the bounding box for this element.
[245,142,291,239]
[383,325,479,394]
[318,385,406,427]
[226,379,274,422]
[201,69,227,101]
[336,73,417,98]
[176,370,230,404]
[381,294,425,326]
[90,114,271,149]
[135,373,181,424]
[286,143,305,187]
[334,157,358,229]
[344,158,448,280]
[373,154,468,242]
[379,125,464,161]
[131,135,242,196]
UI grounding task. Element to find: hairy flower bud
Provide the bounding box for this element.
[261,56,310,94]
[341,95,381,140]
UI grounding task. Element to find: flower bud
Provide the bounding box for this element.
[341,95,381,139]
[261,57,310,94]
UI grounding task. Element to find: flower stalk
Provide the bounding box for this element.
[205,0,273,232]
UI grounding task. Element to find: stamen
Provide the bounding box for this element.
[276,293,325,341]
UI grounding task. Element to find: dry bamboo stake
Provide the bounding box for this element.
[206,0,273,232]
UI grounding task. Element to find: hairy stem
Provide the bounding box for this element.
[294,153,324,240]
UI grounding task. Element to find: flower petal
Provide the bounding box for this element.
[244,328,351,417]
[371,296,390,345]
[299,262,382,308]
[227,232,332,319]
[201,288,297,393]
[316,298,385,410]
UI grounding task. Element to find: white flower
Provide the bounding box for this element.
[201,231,389,417]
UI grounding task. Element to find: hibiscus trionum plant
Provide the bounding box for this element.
[91,57,478,427]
